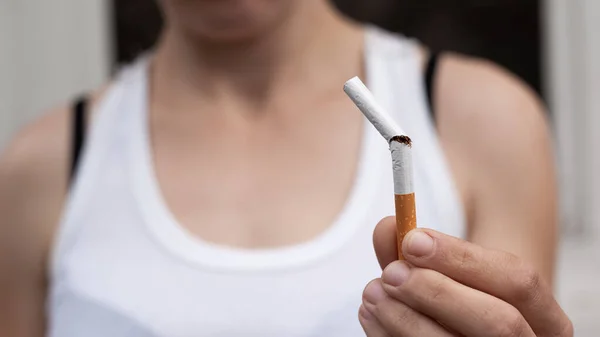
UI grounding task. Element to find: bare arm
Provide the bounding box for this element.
[435,54,558,284]
[0,108,70,336]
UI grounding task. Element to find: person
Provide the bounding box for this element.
[0,0,572,336]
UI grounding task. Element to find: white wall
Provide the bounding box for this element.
[583,1,600,238]
[0,0,111,149]
[546,0,600,237]
[545,1,600,335]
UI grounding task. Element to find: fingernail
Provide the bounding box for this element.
[382,262,410,287]
[404,231,434,257]
[363,280,386,305]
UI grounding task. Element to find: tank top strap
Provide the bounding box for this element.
[50,58,149,277]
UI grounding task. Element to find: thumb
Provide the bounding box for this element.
[373,216,398,270]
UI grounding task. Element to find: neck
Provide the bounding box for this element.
[151,2,363,109]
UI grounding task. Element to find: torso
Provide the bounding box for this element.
[46,27,465,336]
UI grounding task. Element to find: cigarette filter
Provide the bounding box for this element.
[344,76,416,260]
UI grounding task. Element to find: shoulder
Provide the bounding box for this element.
[1,106,71,189]
[1,87,107,201]
[430,52,554,212]
[1,104,72,205]
[433,52,551,175]
[435,52,546,130]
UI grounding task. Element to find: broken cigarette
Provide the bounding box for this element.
[344,76,416,260]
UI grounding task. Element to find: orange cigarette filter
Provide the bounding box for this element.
[395,193,416,260]
[344,77,417,260]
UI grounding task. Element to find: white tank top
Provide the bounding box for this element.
[48,27,465,337]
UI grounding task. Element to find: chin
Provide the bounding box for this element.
[162,0,296,42]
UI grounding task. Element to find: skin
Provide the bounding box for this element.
[0,0,565,336]
[360,225,573,337]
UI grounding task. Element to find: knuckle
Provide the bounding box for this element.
[451,246,477,279]
[457,246,475,269]
[512,263,543,304]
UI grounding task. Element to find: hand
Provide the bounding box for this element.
[359,217,573,337]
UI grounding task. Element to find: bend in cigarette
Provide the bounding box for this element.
[343,76,407,143]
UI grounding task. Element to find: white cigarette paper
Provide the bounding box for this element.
[344,76,417,260]
[343,76,414,195]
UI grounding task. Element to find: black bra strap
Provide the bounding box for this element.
[425,52,441,124]
[70,96,88,183]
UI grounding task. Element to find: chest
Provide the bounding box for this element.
[150,100,364,249]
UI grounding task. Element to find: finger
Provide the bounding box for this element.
[373,216,398,269]
[359,305,391,337]
[363,279,456,337]
[382,261,536,337]
[401,229,571,335]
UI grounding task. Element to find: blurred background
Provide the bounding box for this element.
[1,0,599,334]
